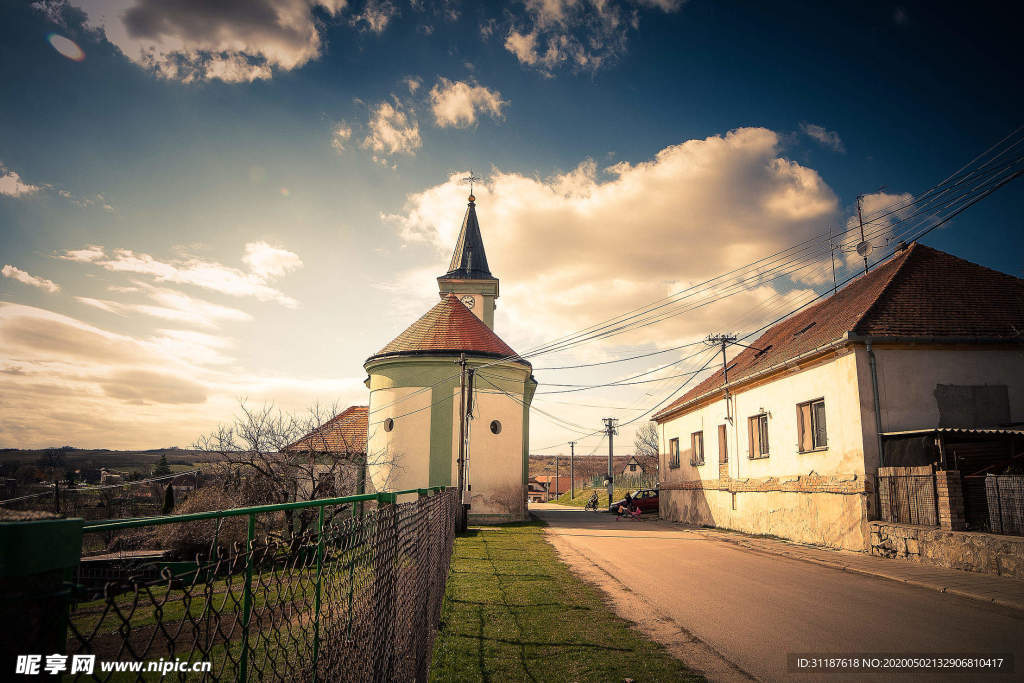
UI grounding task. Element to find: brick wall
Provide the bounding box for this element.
[935,470,966,531]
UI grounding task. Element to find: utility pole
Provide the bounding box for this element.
[456,353,468,532]
[828,225,838,295]
[706,334,738,421]
[856,195,870,276]
[569,441,576,499]
[603,418,618,508]
[554,455,559,503]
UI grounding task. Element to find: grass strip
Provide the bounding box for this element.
[430,520,702,682]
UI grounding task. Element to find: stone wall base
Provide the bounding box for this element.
[468,512,528,525]
[660,488,867,550]
[869,521,1024,579]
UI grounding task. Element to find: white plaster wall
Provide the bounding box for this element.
[366,386,432,493]
[661,488,867,550]
[871,346,1024,433]
[658,349,867,485]
[451,387,526,518]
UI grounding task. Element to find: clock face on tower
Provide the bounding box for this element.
[460,295,475,309]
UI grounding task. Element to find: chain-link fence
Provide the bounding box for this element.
[62,487,456,681]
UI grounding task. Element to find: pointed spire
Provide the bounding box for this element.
[442,193,493,280]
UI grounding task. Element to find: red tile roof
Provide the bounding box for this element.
[367,293,529,365]
[654,243,1024,422]
[286,405,367,454]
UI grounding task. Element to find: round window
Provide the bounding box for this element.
[383,418,394,432]
[490,420,502,435]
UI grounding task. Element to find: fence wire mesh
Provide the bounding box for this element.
[986,474,1024,536]
[66,488,457,681]
[877,465,938,526]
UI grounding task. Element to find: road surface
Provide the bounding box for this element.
[532,504,1024,682]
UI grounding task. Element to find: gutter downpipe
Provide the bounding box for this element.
[866,339,884,469]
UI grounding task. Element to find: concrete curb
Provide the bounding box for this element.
[697,529,1024,614]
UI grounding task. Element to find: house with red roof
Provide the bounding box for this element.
[652,243,1024,550]
[363,192,537,522]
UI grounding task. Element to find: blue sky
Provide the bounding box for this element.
[1,0,1021,450]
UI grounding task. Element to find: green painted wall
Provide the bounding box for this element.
[365,354,534,490]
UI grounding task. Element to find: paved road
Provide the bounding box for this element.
[532,504,1024,682]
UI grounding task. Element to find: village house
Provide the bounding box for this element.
[652,243,1024,552]
[286,405,369,499]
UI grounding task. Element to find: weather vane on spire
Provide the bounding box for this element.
[462,171,481,200]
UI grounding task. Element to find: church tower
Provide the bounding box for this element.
[437,193,499,329]
[364,190,536,523]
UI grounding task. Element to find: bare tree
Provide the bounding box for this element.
[194,400,398,541]
[633,421,659,459]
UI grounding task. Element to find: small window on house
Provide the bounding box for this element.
[718,424,728,464]
[383,418,395,432]
[490,420,502,434]
[668,438,680,468]
[747,414,769,459]
[797,398,827,452]
[629,464,637,472]
[690,431,704,466]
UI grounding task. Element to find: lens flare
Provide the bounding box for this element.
[47,34,85,62]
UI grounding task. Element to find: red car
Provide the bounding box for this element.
[610,489,659,514]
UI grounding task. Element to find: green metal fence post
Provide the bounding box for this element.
[0,516,82,667]
[372,493,398,682]
[311,504,325,683]
[238,512,255,683]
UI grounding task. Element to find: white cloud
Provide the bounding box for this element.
[60,242,303,307]
[403,75,422,93]
[362,98,421,159]
[429,78,507,128]
[0,302,367,448]
[2,265,60,293]
[331,122,353,152]
[0,166,41,197]
[800,122,846,153]
[350,0,397,33]
[242,241,304,278]
[76,282,253,329]
[70,0,347,83]
[385,127,839,348]
[503,0,683,74]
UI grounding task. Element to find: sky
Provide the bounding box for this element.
[0,0,1021,453]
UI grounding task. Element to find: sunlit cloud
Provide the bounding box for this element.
[331,122,353,153]
[0,165,42,197]
[350,0,397,33]
[59,242,303,307]
[2,265,61,293]
[503,0,684,75]
[429,78,507,128]
[800,122,846,153]
[385,127,840,350]
[76,281,253,329]
[47,33,85,61]
[362,97,421,161]
[0,303,367,448]
[69,0,347,83]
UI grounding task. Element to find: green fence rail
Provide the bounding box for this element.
[5,487,457,682]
